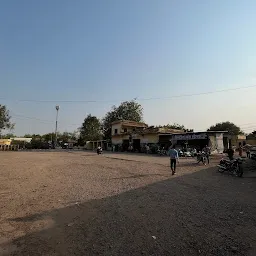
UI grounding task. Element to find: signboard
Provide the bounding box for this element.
[173,133,207,141]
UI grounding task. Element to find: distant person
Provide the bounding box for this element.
[168,145,179,175]
[145,144,150,154]
[203,145,210,164]
[227,146,234,161]
[239,145,243,157]
[246,148,250,158]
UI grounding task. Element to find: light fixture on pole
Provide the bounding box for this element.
[55,105,60,147]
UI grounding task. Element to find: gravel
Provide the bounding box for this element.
[0,151,255,256]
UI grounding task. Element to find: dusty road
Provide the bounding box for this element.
[0,151,255,256]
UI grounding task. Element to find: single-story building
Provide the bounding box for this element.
[111,120,184,151]
[171,131,228,153]
[10,137,32,143]
[0,139,12,145]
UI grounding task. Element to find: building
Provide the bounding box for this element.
[230,135,246,148]
[171,131,228,153]
[11,137,32,143]
[111,120,148,150]
[111,120,183,151]
[0,139,12,145]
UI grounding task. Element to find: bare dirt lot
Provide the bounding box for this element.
[0,151,256,256]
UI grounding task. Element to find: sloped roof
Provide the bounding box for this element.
[111,120,148,128]
[138,126,185,135]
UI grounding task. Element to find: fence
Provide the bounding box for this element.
[0,145,19,151]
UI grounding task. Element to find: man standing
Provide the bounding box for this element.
[168,145,179,175]
[203,145,210,164]
[227,146,234,160]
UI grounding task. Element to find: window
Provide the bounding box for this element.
[124,128,127,133]
[133,128,135,132]
[114,129,118,134]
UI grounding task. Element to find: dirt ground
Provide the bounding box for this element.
[0,151,256,256]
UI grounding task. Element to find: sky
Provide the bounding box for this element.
[1,0,256,136]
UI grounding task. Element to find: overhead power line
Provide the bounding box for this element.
[1,85,256,103]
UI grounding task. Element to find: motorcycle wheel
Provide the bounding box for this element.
[218,165,225,173]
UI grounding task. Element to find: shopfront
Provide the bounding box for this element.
[172,133,208,151]
[172,131,227,153]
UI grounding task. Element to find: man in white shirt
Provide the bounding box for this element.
[168,145,179,175]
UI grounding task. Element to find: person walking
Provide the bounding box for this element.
[203,145,210,164]
[239,145,243,157]
[168,145,179,175]
[246,147,250,158]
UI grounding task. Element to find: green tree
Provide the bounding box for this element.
[1,133,15,139]
[207,121,243,135]
[247,130,256,139]
[80,114,102,143]
[164,123,193,132]
[0,105,14,135]
[102,100,143,139]
[24,134,33,138]
[41,133,54,142]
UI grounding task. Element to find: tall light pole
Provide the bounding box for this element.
[55,105,60,147]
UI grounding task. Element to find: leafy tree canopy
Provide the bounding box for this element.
[163,123,194,132]
[207,121,243,135]
[102,100,143,140]
[0,105,14,134]
[1,133,15,139]
[80,114,102,143]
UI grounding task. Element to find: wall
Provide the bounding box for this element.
[208,135,217,151]
[231,135,246,148]
[0,139,12,145]
[111,123,122,136]
[140,134,159,144]
[246,139,256,145]
[215,133,224,153]
[112,134,129,145]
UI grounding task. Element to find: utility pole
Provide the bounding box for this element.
[55,105,60,148]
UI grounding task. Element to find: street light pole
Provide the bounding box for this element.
[55,105,60,147]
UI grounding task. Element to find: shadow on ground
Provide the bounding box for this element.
[1,165,256,256]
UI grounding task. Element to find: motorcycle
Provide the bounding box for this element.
[157,148,167,156]
[217,158,243,177]
[97,147,102,155]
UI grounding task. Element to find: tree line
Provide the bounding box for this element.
[1,102,255,146]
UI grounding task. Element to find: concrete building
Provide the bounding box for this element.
[172,131,228,153]
[111,120,183,151]
[10,137,32,143]
[0,139,12,145]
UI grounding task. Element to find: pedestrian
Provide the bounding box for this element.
[227,146,234,161]
[246,147,250,158]
[203,145,210,164]
[239,145,243,157]
[145,144,150,154]
[168,145,179,175]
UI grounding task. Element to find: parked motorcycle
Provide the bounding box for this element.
[217,158,243,177]
[157,148,167,156]
[97,147,102,155]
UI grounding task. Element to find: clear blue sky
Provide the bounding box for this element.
[1,0,256,135]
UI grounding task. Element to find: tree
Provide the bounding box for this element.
[102,100,143,140]
[0,105,14,135]
[24,134,33,138]
[164,123,194,132]
[79,114,102,143]
[207,121,243,135]
[1,133,15,139]
[247,130,256,139]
